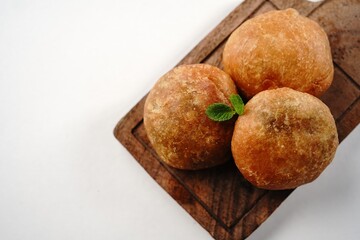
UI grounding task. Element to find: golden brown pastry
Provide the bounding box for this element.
[223,8,334,99]
[144,64,238,170]
[232,88,338,190]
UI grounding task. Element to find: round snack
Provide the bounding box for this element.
[144,64,238,170]
[223,8,333,99]
[232,88,338,190]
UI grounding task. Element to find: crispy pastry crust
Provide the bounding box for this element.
[232,88,338,190]
[144,64,238,170]
[223,8,334,99]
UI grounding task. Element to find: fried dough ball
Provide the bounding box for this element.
[144,64,238,170]
[232,88,338,189]
[223,9,333,99]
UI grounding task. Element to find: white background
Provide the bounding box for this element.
[0,0,359,239]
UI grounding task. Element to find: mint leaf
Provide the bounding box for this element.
[229,94,244,115]
[205,103,235,121]
[205,94,245,122]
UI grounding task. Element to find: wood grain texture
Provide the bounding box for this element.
[114,0,360,239]
[270,0,324,16]
[309,0,360,86]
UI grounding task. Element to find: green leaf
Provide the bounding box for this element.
[205,103,236,121]
[229,94,244,115]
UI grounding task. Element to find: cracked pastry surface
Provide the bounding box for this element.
[144,64,238,170]
[231,88,338,190]
[223,8,334,99]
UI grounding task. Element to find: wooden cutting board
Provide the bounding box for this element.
[114,0,360,239]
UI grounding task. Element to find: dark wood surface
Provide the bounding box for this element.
[114,0,360,239]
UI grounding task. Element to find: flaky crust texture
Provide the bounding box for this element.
[144,64,238,170]
[232,88,338,190]
[223,8,334,99]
